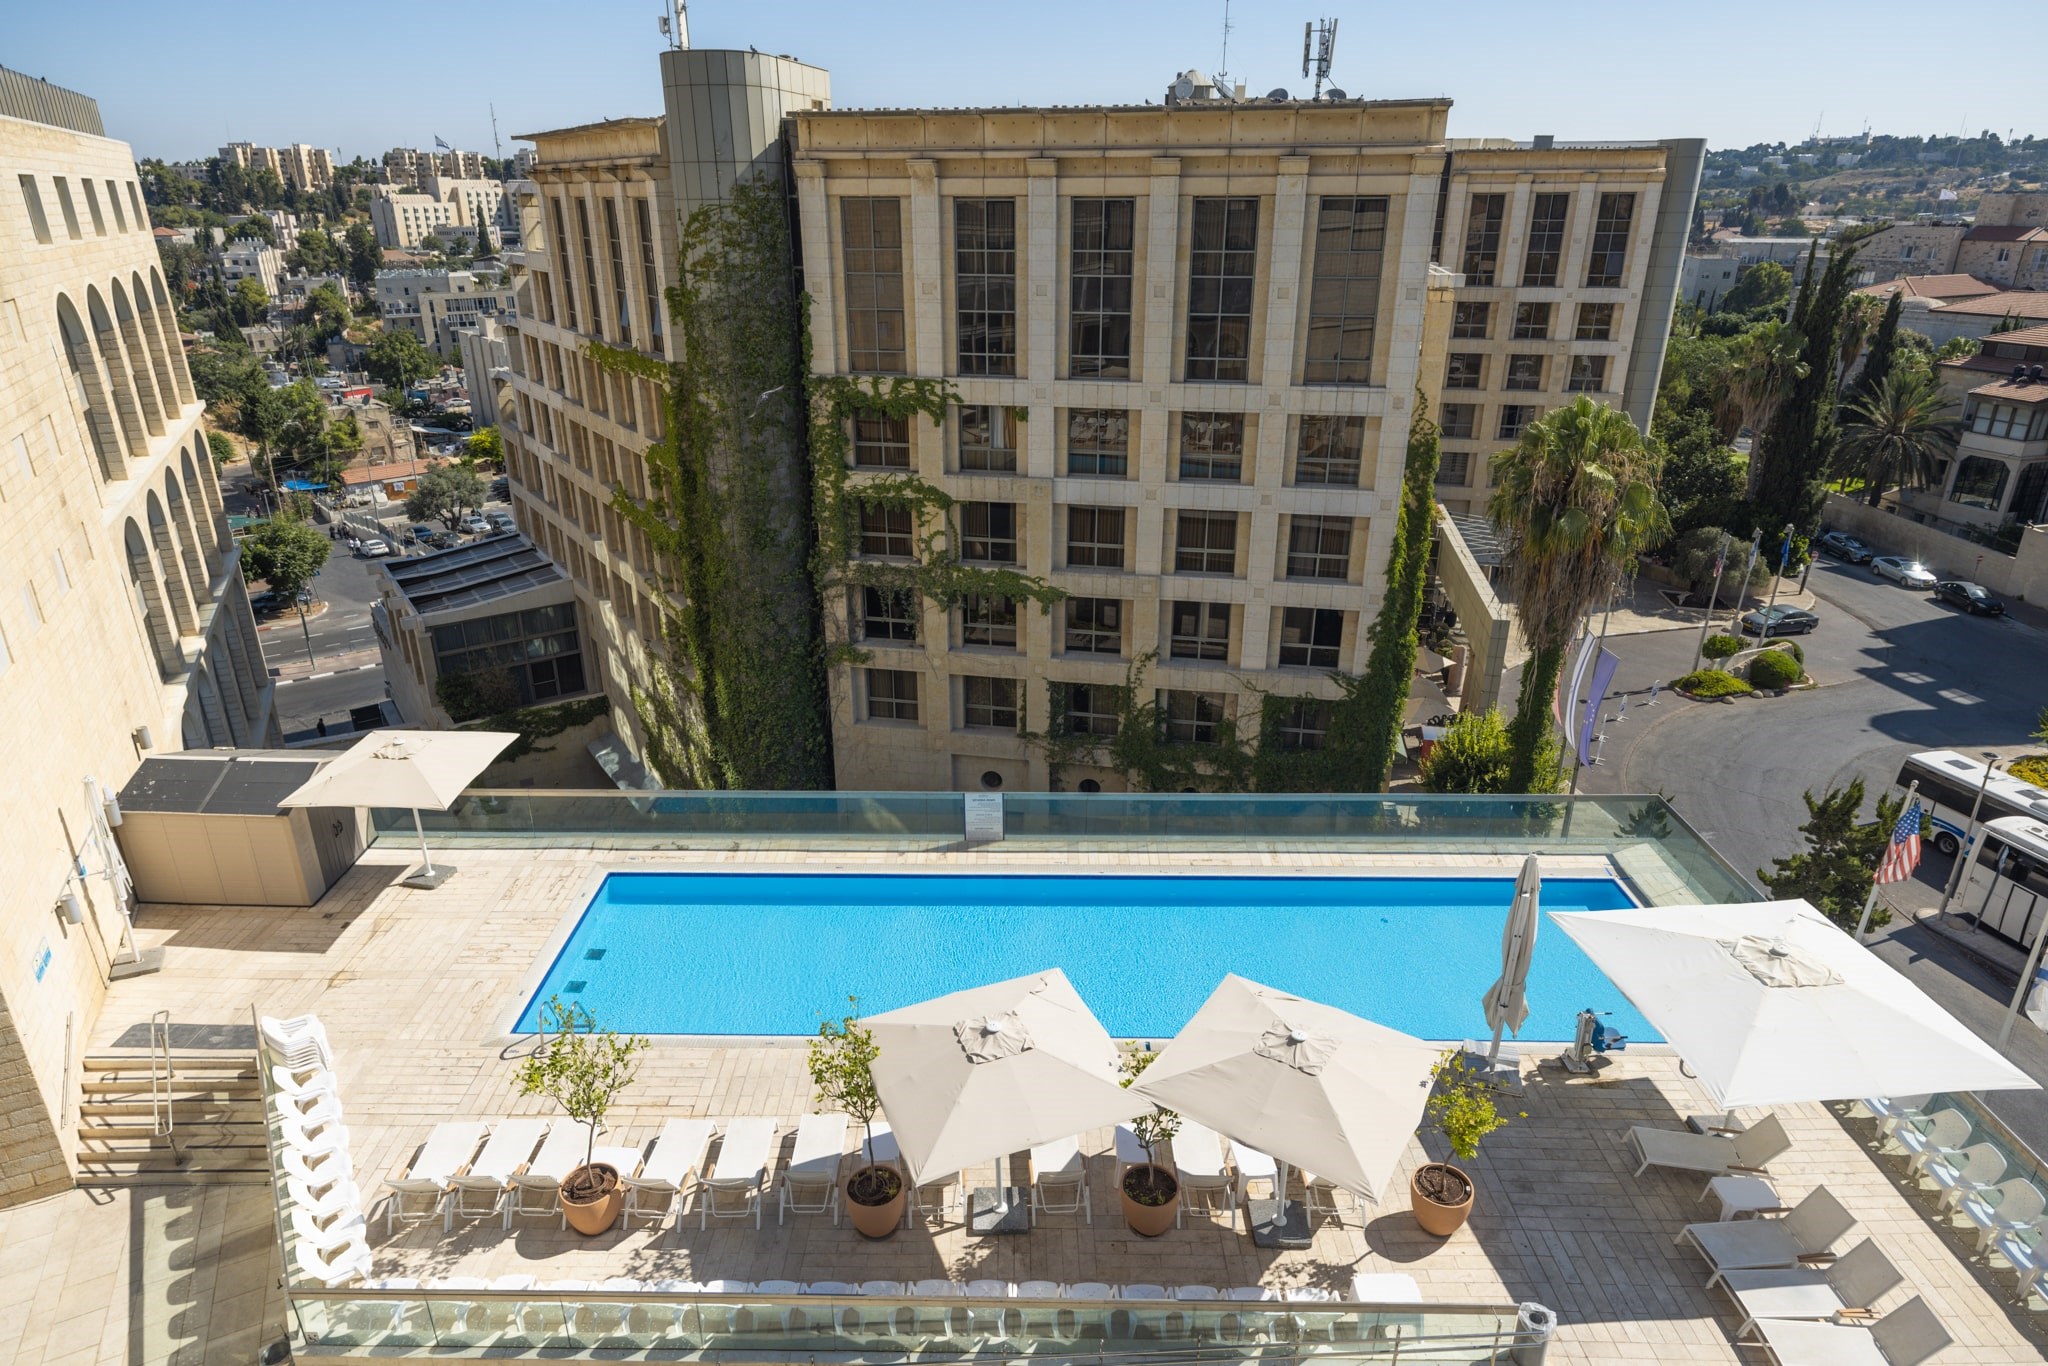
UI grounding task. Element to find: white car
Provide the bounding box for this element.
[358,537,392,557]
[1870,555,1936,589]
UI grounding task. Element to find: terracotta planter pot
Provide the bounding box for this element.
[1120,1164,1180,1237]
[1410,1162,1473,1236]
[845,1164,906,1239]
[559,1162,623,1236]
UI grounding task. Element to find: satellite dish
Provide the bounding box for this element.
[1325,86,1348,100]
[1171,76,1195,103]
[1267,87,1291,101]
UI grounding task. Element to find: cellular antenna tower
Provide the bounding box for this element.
[1302,17,1339,99]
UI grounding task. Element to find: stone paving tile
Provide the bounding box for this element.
[0,846,2041,1362]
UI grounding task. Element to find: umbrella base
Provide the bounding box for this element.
[968,1186,1030,1235]
[1457,1041,1526,1096]
[1247,1197,1311,1249]
[401,862,455,889]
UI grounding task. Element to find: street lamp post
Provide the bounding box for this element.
[1936,750,2005,916]
[1691,530,1733,675]
[1757,523,1796,645]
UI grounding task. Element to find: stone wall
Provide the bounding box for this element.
[1821,491,2048,601]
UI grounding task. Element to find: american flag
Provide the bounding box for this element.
[1875,801,1925,885]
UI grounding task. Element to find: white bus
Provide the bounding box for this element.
[1958,815,2048,950]
[1894,750,2048,857]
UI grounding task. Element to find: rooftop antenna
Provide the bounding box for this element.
[1212,0,1236,99]
[489,103,502,161]
[1302,16,1338,99]
[658,0,686,50]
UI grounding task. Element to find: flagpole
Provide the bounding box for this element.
[1995,898,2048,1049]
[1856,780,1919,942]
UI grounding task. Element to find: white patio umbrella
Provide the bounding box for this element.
[1134,974,1440,1232]
[863,969,1143,1193]
[1481,855,1542,1062]
[275,729,517,889]
[1550,899,2039,1112]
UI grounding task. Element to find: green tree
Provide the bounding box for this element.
[1488,398,1667,791]
[228,215,275,244]
[1753,242,1860,536]
[807,1002,893,1192]
[1418,709,1554,794]
[1758,779,1907,931]
[1851,291,1904,402]
[1352,393,1442,791]
[1836,292,1885,388]
[1836,370,1960,506]
[303,282,351,340]
[1718,260,1793,318]
[405,463,487,529]
[366,328,435,389]
[189,345,265,408]
[1935,335,1979,363]
[230,277,270,326]
[513,998,647,1191]
[206,431,235,468]
[1724,321,1809,492]
[343,221,380,290]
[155,240,207,302]
[286,225,340,275]
[1655,407,1744,533]
[240,514,330,666]
[266,381,332,473]
[464,425,502,468]
[1655,327,1737,435]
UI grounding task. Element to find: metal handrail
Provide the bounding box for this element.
[147,1009,179,1161]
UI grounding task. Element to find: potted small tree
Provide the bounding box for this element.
[808,1001,903,1239]
[1117,1044,1181,1237]
[513,996,648,1236]
[1412,1051,1520,1236]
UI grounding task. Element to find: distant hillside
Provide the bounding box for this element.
[1700,131,2043,225]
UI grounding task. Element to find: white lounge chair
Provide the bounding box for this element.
[1677,1186,1856,1288]
[1746,1295,1950,1366]
[260,1014,333,1070]
[448,1118,549,1227]
[270,1065,340,1111]
[1960,1177,2045,1251]
[1894,1108,1970,1171]
[963,1279,1013,1337]
[779,1113,847,1226]
[1113,1124,1151,1181]
[1172,1120,1235,1231]
[1626,1113,1791,1180]
[1029,1136,1090,1226]
[278,1110,350,1159]
[291,1237,371,1289]
[287,1176,363,1221]
[291,1205,368,1253]
[383,1120,490,1233]
[700,1117,776,1229]
[281,1146,352,1195]
[507,1119,597,1227]
[1924,1140,2004,1210]
[1302,1170,1349,1226]
[1720,1239,1903,1340]
[624,1117,715,1229]
[1228,1139,1280,1203]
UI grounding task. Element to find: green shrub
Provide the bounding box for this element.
[1748,649,1802,690]
[1675,669,1754,699]
[1701,633,1743,661]
[2009,755,2048,788]
[1778,639,1804,666]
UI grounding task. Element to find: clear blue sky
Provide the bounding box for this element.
[3,1,2032,162]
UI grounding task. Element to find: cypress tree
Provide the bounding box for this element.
[1753,243,1860,537]
[1854,291,1902,403]
[1352,392,1441,792]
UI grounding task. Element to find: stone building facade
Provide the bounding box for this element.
[2,88,276,1204]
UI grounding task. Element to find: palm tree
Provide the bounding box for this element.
[1722,321,1810,498]
[1836,370,1959,507]
[1489,398,1669,792]
[1836,293,1883,390]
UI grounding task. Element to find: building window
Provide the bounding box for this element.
[1567,355,1610,393]
[51,177,81,238]
[1505,354,1544,391]
[126,181,145,232]
[1067,507,1126,568]
[430,603,586,707]
[602,197,630,342]
[1461,193,1506,284]
[1450,302,1490,339]
[1175,511,1237,574]
[859,501,915,557]
[81,179,105,235]
[1064,597,1123,654]
[1067,409,1129,477]
[1586,192,1636,287]
[1295,416,1364,487]
[51,549,70,596]
[962,674,1019,729]
[634,197,664,354]
[1439,404,1477,440]
[1179,412,1246,481]
[1446,353,1483,389]
[1287,515,1352,580]
[574,198,603,335]
[843,197,907,372]
[860,586,917,642]
[1272,697,1331,750]
[958,405,1019,471]
[1162,689,1226,744]
[1511,302,1552,341]
[958,501,1017,564]
[955,198,1017,376]
[1522,193,1570,287]
[960,594,1019,648]
[1169,601,1231,661]
[1059,682,1120,737]
[1070,198,1135,378]
[1437,449,1471,486]
[1303,195,1387,384]
[1949,456,2010,510]
[551,199,578,329]
[1497,405,1539,440]
[1574,302,1616,341]
[853,414,910,469]
[1279,606,1344,669]
[866,668,919,722]
[1186,196,1258,381]
[17,176,51,243]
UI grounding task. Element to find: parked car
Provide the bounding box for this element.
[252,587,314,614]
[358,537,392,557]
[487,511,516,533]
[1739,604,1819,635]
[1933,580,2005,616]
[460,514,490,535]
[426,529,460,549]
[488,478,510,500]
[1870,556,1937,589]
[408,523,436,545]
[1817,531,1874,564]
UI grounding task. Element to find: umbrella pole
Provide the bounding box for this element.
[412,808,436,877]
[1486,1018,1506,1063]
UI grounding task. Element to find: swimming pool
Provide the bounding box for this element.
[515,871,1648,1042]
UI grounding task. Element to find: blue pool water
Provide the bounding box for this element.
[516,872,1648,1042]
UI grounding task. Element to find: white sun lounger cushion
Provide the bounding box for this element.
[1748,1296,1950,1366]
[711,1118,776,1186]
[389,1121,490,1190]
[1171,1121,1229,1179]
[1682,1187,1855,1279]
[629,1118,715,1191]
[1030,1136,1083,1176]
[450,1119,549,1190]
[788,1114,849,1182]
[516,1121,598,1186]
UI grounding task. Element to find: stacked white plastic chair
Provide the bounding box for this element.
[261,1015,372,1287]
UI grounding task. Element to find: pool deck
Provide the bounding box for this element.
[9,845,2047,1364]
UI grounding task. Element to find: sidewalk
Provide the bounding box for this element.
[268,646,379,681]
[1600,573,1817,639]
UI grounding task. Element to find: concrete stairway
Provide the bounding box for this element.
[74,1052,271,1185]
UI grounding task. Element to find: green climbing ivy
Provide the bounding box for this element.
[1350,390,1442,791]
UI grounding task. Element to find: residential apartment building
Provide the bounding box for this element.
[370,176,511,251]
[421,173,514,248]
[374,267,513,355]
[1893,325,2048,530]
[369,186,456,249]
[220,237,283,297]
[382,145,488,189]
[2,74,277,1203]
[458,315,510,426]
[219,140,334,191]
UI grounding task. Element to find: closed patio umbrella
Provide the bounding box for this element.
[1550,899,2038,1112]
[1134,974,1440,1247]
[863,969,1142,1230]
[1481,855,1542,1062]
[275,729,517,889]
